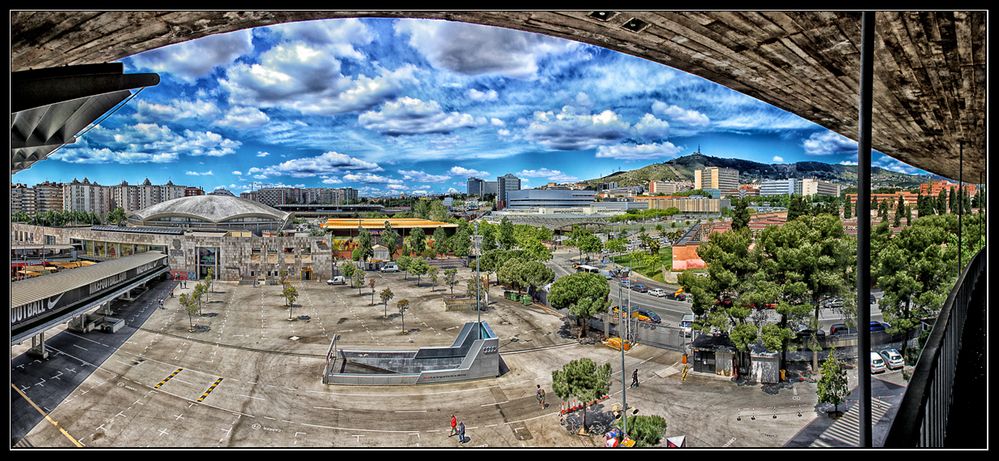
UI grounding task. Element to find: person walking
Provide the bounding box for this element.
[536,384,546,409]
[159,298,164,310]
[630,368,639,388]
[449,414,458,437]
[457,421,466,444]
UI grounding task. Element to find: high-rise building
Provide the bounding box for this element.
[483,181,498,196]
[694,167,739,196]
[760,179,796,196]
[497,174,521,209]
[111,181,142,212]
[10,184,36,214]
[649,180,692,195]
[467,177,484,197]
[34,181,64,212]
[63,177,112,215]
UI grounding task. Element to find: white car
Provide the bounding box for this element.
[879,349,904,370]
[648,288,667,297]
[326,276,346,285]
[870,352,887,374]
[379,263,400,273]
[679,314,694,337]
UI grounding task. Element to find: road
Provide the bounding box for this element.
[11,277,177,444]
[548,248,884,331]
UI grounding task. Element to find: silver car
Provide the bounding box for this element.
[679,314,694,337]
[879,349,904,370]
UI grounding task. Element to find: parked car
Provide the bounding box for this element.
[679,314,694,337]
[870,321,889,332]
[796,327,826,341]
[821,297,844,309]
[648,288,668,297]
[630,283,649,293]
[635,307,661,324]
[829,323,856,336]
[326,276,346,285]
[619,279,633,288]
[870,352,887,373]
[379,263,400,273]
[879,349,904,370]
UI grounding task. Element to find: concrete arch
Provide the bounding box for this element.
[11,11,986,179]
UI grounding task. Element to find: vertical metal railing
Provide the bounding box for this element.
[884,246,985,446]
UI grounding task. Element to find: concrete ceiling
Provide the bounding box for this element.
[10,11,987,180]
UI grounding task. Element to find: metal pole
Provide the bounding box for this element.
[619,279,627,437]
[958,142,963,273]
[475,221,481,339]
[856,10,875,448]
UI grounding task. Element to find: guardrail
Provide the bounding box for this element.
[883,247,986,447]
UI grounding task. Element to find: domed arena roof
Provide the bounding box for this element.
[129,194,290,224]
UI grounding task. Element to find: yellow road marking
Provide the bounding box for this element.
[11,384,85,447]
[197,377,224,402]
[154,368,184,389]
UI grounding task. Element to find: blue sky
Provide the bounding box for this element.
[13,18,930,196]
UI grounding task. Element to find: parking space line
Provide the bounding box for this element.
[154,368,184,389]
[197,377,225,403]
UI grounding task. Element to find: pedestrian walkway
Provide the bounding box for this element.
[809,397,892,447]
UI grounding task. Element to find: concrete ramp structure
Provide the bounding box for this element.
[323,322,501,385]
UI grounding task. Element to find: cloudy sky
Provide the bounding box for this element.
[13,18,929,196]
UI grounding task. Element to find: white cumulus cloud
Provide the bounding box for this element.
[359,97,483,135]
[802,131,857,155]
[129,29,254,83]
[651,102,711,127]
[450,166,491,177]
[595,142,684,160]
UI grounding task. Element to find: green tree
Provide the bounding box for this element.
[499,217,516,250]
[427,265,440,292]
[874,215,957,359]
[905,204,912,226]
[816,350,849,415]
[429,200,450,222]
[522,239,552,262]
[449,227,472,257]
[498,257,527,294]
[369,278,377,305]
[617,415,668,447]
[340,262,356,286]
[843,199,852,219]
[408,227,426,255]
[605,238,627,254]
[282,283,299,320]
[353,269,366,295]
[521,260,555,295]
[397,299,410,334]
[754,214,853,370]
[203,267,214,306]
[380,222,400,260]
[409,258,430,286]
[948,187,957,214]
[192,282,206,316]
[731,198,750,230]
[396,255,412,280]
[551,358,612,433]
[480,223,497,252]
[432,227,449,257]
[444,268,459,295]
[549,273,609,338]
[107,207,127,225]
[936,189,947,215]
[380,287,394,318]
[179,293,198,331]
[787,195,807,221]
[894,195,904,227]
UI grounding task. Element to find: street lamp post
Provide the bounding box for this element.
[475,221,481,339]
[619,278,628,437]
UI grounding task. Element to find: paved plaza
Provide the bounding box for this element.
[13,268,856,447]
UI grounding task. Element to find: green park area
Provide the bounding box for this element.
[612,247,672,283]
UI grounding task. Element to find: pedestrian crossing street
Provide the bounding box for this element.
[810,398,892,447]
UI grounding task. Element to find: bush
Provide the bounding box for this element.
[617,415,667,447]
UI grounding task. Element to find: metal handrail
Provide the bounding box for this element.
[883,246,986,446]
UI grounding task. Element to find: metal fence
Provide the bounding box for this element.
[883,247,986,447]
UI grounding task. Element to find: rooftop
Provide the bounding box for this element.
[129,194,290,224]
[321,218,458,230]
[11,251,166,308]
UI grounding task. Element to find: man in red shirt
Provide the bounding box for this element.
[449,414,458,437]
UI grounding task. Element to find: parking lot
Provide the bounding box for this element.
[14,266,837,447]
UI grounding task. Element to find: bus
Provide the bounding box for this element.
[576,264,600,274]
